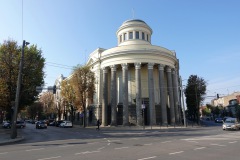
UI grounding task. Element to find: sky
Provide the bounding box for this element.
[1,0,240,104]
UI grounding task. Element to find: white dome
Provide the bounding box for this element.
[116,19,153,46]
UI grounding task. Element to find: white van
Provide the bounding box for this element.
[59,121,73,128]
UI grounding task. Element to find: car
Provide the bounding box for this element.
[16,121,26,128]
[36,121,47,129]
[49,121,56,126]
[55,120,64,127]
[59,120,73,128]
[222,118,240,130]
[2,121,11,129]
[215,117,223,123]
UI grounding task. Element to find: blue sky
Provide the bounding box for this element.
[1,0,240,104]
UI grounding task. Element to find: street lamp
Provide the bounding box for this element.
[11,40,30,139]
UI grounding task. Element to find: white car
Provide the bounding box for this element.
[59,121,73,128]
[223,118,240,130]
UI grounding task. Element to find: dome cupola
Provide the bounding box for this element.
[116,19,153,46]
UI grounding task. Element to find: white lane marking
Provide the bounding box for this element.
[87,142,99,145]
[98,147,105,150]
[107,140,111,142]
[137,156,157,160]
[0,152,8,154]
[130,138,139,140]
[59,145,74,148]
[161,141,171,143]
[143,143,152,146]
[210,144,226,147]
[114,147,129,150]
[187,141,199,143]
[26,148,45,151]
[107,143,111,145]
[169,151,184,155]
[38,156,61,160]
[194,147,206,150]
[75,150,100,155]
[229,141,238,144]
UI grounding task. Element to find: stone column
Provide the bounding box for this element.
[172,68,180,124]
[148,63,156,125]
[110,65,117,126]
[102,67,108,126]
[167,67,175,125]
[122,63,129,126]
[158,64,168,125]
[135,63,142,126]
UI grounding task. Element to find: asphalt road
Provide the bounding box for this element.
[1,121,240,160]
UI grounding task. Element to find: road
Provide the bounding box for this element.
[1,121,240,160]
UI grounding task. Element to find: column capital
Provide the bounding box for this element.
[158,64,165,71]
[103,67,108,73]
[166,66,172,73]
[148,63,155,69]
[134,63,141,69]
[121,63,128,70]
[110,65,117,71]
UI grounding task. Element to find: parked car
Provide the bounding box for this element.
[59,121,73,128]
[49,121,56,126]
[215,117,223,123]
[16,121,26,128]
[55,120,64,127]
[36,121,47,129]
[2,121,11,129]
[222,118,240,130]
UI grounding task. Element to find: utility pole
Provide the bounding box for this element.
[11,40,29,139]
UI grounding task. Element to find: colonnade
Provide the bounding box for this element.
[101,63,180,126]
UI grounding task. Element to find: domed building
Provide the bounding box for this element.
[87,19,181,126]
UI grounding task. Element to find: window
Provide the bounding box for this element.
[120,35,122,43]
[142,32,145,40]
[147,34,149,41]
[129,32,133,39]
[124,33,127,41]
[136,31,139,39]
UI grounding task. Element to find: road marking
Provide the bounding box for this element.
[143,143,152,146]
[194,147,206,150]
[210,144,226,147]
[26,148,45,151]
[161,141,171,143]
[59,145,74,148]
[108,143,111,145]
[87,142,99,145]
[0,152,8,155]
[137,156,157,160]
[187,141,199,143]
[130,138,139,140]
[98,147,105,150]
[114,147,129,150]
[229,141,237,144]
[169,151,184,155]
[38,156,61,160]
[75,151,100,155]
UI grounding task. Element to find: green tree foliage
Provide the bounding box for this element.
[184,75,207,124]
[26,102,43,120]
[0,40,45,119]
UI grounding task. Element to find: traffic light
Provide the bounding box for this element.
[53,85,56,94]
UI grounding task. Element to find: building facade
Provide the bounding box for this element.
[87,19,181,126]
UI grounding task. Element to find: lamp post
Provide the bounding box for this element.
[11,40,29,139]
[180,76,187,127]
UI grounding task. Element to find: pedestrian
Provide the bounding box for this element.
[96,119,100,130]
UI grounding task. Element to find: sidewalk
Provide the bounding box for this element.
[0,128,24,146]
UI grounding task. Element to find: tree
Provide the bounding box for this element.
[0,40,45,120]
[184,75,207,124]
[70,65,95,127]
[26,102,43,120]
[60,80,76,121]
[39,92,55,119]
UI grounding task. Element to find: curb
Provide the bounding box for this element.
[0,136,24,146]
